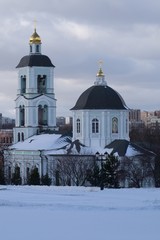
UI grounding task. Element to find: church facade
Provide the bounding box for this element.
[4,28,134,185]
[71,67,130,148]
[13,28,56,143]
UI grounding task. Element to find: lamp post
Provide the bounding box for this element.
[95,152,108,190]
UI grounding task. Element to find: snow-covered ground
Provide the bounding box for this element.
[0,186,160,240]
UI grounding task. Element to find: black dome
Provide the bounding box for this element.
[71,85,128,110]
[16,54,55,68]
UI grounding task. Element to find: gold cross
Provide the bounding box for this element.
[98,60,103,68]
[34,19,37,31]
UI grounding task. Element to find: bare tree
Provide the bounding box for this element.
[120,156,154,188]
[54,155,94,186]
[0,145,12,184]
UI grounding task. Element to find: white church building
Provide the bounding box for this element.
[5,28,150,185]
[14,27,56,143]
[71,65,129,148]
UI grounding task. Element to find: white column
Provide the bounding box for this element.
[120,111,123,139]
[85,111,90,146]
[107,111,110,144]
[15,106,20,126]
[101,111,105,147]
[72,111,76,141]
[82,111,85,144]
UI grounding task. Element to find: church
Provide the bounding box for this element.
[13,27,56,143]
[4,28,154,185]
[71,63,129,147]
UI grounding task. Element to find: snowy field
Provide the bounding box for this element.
[0,186,160,240]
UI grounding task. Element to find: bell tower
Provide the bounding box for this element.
[13,28,56,143]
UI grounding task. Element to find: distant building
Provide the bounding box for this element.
[2,117,15,129]
[129,109,144,130]
[0,129,13,148]
[0,113,2,129]
[56,117,65,127]
[65,116,73,125]
[56,116,73,127]
[154,110,160,118]
[129,109,141,122]
[141,110,160,130]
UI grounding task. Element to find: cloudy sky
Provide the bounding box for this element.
[0,0,160,118]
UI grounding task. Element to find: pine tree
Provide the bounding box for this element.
[28,167,40,185]
[154,155,160,187]
[87,163,101,187]
[0,168,5,184]
[41,173,51,186]
[102,154,120,188]
[11,166,22,185]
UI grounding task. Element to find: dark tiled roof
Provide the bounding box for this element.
[71,85,128,110]
[105,139,156,157]
[129,142,156,157]
[105,139,129,156]
[16,54,55,68]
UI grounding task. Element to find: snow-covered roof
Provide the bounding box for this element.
[10,134,70,151]
[105,139,156,157]
[10,134,156,158]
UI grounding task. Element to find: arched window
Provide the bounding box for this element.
[112,117,118,133]
[38,104,48,125]
[8,166,11,184]
[38,105,43,125]
[126,119,128,133]
[19,105,25,126]
[76,119,80,133]
[21,132,24,141]
[26,167,30,184]
[36,45,39,53]
[37,75,47,93]
[21,75,26,93]
[92,118,99,133]
[18,132,20,142]
[30,45,32,53]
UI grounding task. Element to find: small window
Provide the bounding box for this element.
[18,132,20,142]
[112,117,118,133]
[92,118,99,133]
[126,119,128,133]
[22,132,24,141]
[76,119,80,133]
[36,45,39,53]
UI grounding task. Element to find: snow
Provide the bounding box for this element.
[125,144,141,156]
[0,186,160,240]
[11,134,63,150]
[10,133,150,157]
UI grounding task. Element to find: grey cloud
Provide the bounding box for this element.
[0,0,160,118]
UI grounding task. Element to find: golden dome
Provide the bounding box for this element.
[29,28,41,44]
[97,67,104,77]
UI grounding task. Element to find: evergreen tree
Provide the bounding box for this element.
[77,154,120,189]
[28,167,40,185]
[11,166,22,185]
[55,170,60,186]
[102,154,120,188]
[154,155,160,187]
[87,163,101,187]
[0,168,5,184]
[41,173,51,186]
